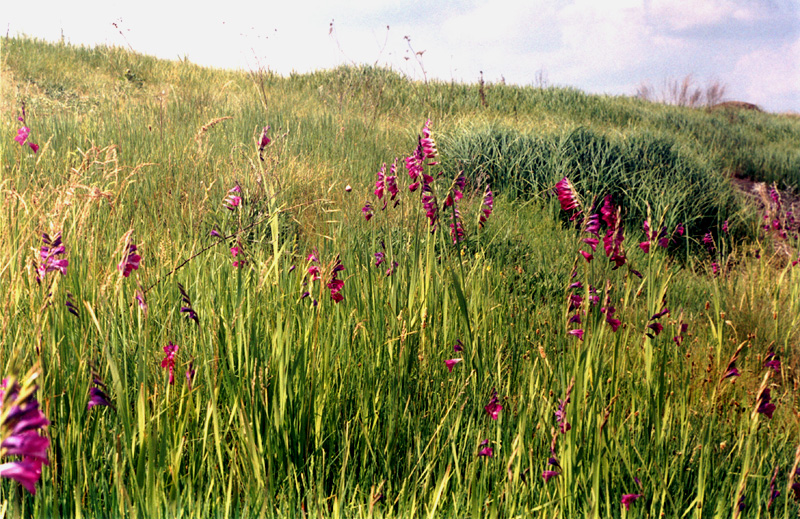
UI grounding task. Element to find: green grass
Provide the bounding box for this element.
[1,36,800,518]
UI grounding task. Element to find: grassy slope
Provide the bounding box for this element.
[2,37,800,517]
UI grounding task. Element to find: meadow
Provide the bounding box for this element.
[2,36,800,518]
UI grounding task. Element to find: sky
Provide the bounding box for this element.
[3,0,799,113]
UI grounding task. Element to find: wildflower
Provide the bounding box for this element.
[362,202,374,221]
[639,241,650,253]
[711,262,719,275]
[602,306,621,332]
[178,283,199,325]
[0,371,50,495]
[386,161,399,202]
[554,177,580,215]
[621,494,642,511]
[258,126,271,152]
[650,308,669,320]
[764,351,781,373]
[582,237,599,251]
[479,186,494,228]
[223,185,242,211]
[568,329,584,340]
[186,360,196,390]
[161,342,179,385]
[673,322,688,346]
[767,466,780,510]
[445,359,462,372]
[756,388,776,419]
[374,251,385,266]
[702,232,714,251]
[579,250,593,262]
[385,260,399,277]
[542,470,559,482]
[37,232,69,282]
[485,389,503,420]
[405,142,425,188]
[568,313,581,324]
[421,184,438,230]
[345,184,352,192]
[88,371,113,411]
[646,323,663,338]
[478,439,493,457]
[118,243,141,277]
[585,213,600,236]
[453,339,464,352]
[13,126,38,153]
[328,255,345,303]
[721,366,740,380]
[555,379,573,434]
[420,119,438,163]
[449,206,465,244]
[374,163,386,201]
[231,245,245,268]
[210,228,222,238]
[722,220,729,233]
[66,292,80,318]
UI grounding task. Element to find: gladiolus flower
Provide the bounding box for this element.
[757,388,776,419]
[621,494,642,510]
[186,360,196,390]
[118,243,141,277]
[639,241,650,253]
[178,283,199,325]
[421,185,438,230]
[554,177,580,214]
[88,371,113,410]
[478,440,493,457]
[453,339,464,352]
[479,186,494,228]
[223,185,242,210]
[374,251,385,266]
[542,470,559,482]
[258,126,271,152]
[37,232,69,281]
[568,329,584,340]
[0,459,44,495]
[327,255,345,303]
[485,389,503,420]
[764,351,781,373]
[579,250,593,262]
[445,358,462,372]
[450,206,465,244]
[385,260,399,277]
[161,342,179,385]
[420,119,438,162]
[362,202,374,221]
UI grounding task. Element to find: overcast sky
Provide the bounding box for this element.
[3,0,799,112]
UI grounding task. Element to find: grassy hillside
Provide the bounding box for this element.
[1,36,800,518]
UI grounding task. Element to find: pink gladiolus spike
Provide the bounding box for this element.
[444,358,462,372]
[14,127,30,146]
[579,250,593,262]
[568,329,584,340]
[639,241,650,253]
[621,494,642,511]
[554,177,580,213]
[0,459,44,495]
[542,470,559,482]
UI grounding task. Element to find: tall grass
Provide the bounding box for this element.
[1,36,799,517]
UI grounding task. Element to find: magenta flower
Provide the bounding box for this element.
[579,250,593,262]
[327,255,345,303]
[421,184,438,230]
[186,360,196,390]
[210,228,222,238]
[14,126,38,153]
[585,213,600,236]
[555,380,573,434]
[374,251,385,266]
[542,470,559,483]
[478,439,493,457]
[449,206,465,244]
[568,313,581,324]
[385,260,399,277]
[374,163,386,200]
[602,306,621,332]
[568,329,584,340]
[621,493,642,510]
[405,144,424,188]
[362,202,374,221]
[479,185,494,228]
[757,388,776,419]
[453,339,464,352]
[639,241,650,253]
[162,342,179,385]
[646,322,663,338]
[0,373,50,495]
[37,232,69,282]
[0,459,44,495]
[118,243,141,277]
[135,287,148,314]
[178,283,199,325]
[554,177,580,214]
[484,389,503,420]
[87,372,113,410]
[445,358,462,372]
[386,161,399,203]
[65,292,80,318]
[764,351,781,372]
[673,322,688,346]
[420,119,438,163]
[258,126,271,152]
[223,185,242,210]
[582,237,599,251]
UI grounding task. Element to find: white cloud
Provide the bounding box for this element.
[732,35,800,107]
